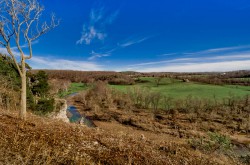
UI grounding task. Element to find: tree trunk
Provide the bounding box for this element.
[20,58,26,120]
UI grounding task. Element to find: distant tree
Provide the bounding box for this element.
[0,0,58,120]
[155,75,164,87]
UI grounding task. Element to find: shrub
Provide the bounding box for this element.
[207,132,232,151]
[0,54,21,90]
[189,132,232,153]
[35,98,55,115]
[30,70,50,98]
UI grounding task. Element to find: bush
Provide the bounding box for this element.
[207,132,232,151]
[0,54,21,90]
[189,132,232,153]
[35,98,55,115]
[73,81,134,111]
[30,70,50,98]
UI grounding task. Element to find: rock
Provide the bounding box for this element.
[49,99,69,123]
[79,116,97,128]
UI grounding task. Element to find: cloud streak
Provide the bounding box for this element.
[185,45,250,56]
[77,7,119,45]
[87,35,151,60]
[118,36,151,48]
[158,53,178,56]
[135,60,250,72]
[30,56,103,71]
[88,50,110,60]
[0,40,39,57]
[126,47,250,72]
[129,53,250,67]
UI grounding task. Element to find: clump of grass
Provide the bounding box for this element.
[189,132,232,153]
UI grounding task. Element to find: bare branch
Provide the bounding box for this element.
[0,41,5,46]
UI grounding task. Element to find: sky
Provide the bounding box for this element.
[2,0,250,72]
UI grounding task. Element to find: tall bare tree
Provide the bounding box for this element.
[0,0,58,120]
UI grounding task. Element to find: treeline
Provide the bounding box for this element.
[32,70,135,85]
[122,71,250,86]
[176,71,250,86]
[185,76,250,86]
[32,70,250,86]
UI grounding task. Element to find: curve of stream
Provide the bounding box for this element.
[66,93,96,128]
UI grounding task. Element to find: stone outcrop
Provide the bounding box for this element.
[49,99,69,123]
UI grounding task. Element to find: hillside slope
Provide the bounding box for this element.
[0,109,236,165]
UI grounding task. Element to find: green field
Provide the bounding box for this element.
[110,77,250,101]
[59,83,89,97]
[62,77,250,101]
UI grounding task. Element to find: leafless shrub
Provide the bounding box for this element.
[0,77,19,111]
[74,81,133,112]
[48,79,71,96]
[162,96,173,111]
[150,92,162,112]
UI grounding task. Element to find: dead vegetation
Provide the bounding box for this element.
[0,109,231,165]
[67,82,250,164]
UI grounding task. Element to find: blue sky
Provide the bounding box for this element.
[3,0,250,72]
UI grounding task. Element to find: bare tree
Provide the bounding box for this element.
[155,75,164,87]
[0,0,58,120]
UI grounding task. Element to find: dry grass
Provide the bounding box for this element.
[0,109,238,165]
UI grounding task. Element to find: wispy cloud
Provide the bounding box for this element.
[30,56,103,71]
[77,7,119,45]
[88,50,111,60]
[184,45,250,56]
[126,49,250,72]
[77,26,106,45]
[0,46,16,55]
[87,35,151,60]
[128,58,192,67]
[10,40,40,52]
[0,40,39,56]
[158,53,178,56]
[118,36,151,48]
[135,60,250,72]
[129,53,250,67]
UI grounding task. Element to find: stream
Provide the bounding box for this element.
[66,93,96,128]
